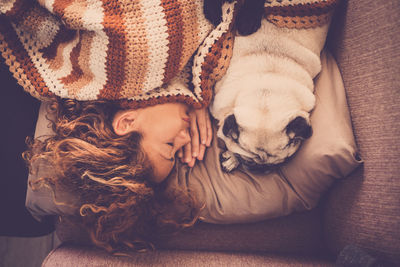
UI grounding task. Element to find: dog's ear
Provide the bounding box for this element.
[286,116,312,139]
[203,0,224,26]
[236,0,265,36]
[223,114,240,142]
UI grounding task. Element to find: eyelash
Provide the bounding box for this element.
[167,143,175,161]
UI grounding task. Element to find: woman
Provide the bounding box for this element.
[24,98,212,253]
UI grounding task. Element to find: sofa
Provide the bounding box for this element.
[38,0,399,265]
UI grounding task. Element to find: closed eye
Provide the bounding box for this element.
[166,142,174,147]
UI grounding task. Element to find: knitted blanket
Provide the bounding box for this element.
[0,0,338,109]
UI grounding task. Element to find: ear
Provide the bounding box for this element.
[112,109,140,136]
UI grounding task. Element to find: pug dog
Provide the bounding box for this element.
[203,0,331,172]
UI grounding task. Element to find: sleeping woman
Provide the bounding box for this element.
[25,99,212,252]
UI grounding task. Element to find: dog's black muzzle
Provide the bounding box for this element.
[236,154,279,173]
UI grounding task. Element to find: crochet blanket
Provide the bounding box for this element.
[0,0,338,109]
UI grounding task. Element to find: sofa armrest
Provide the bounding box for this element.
[323,0,400,264]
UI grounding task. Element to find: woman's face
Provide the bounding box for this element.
[113,103,191,183]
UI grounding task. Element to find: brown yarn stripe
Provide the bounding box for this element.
[265,0,338,17]
[65,32,95,96]
[267,13,332,29]
[120,1,149,98]
[177,0,199,71]
[119,94,203,110]
[18,7,47,37]
[98,1,126,100]
[0,17,53,97]
[160,0,184,84]
[39,25,76,65]
[61,33,83,86]
[200,31,234,107]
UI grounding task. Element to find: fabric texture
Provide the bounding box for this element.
[42,243,335,267]
[0,0,338,109]
[323,0,400,263]
[55,207,326,255]
[0,0,230,108]
[171,50,361,224]
[264,0,338,29]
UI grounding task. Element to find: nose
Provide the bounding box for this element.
[286,116,312,139]
[176,128,191,148]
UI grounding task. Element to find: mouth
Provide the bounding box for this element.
[239,157,279,172]
[234,154,276,172]
[235,151,295,172]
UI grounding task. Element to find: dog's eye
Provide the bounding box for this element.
[223,114,240,142]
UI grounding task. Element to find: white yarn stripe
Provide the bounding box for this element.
[38,0,55,13]
[192,1,235,98]
[194,0,212,41]
[34,13,60,49]
[12,22,68,97]
[0,0,17,14]
[141,0,169,92]
[76,1,108,100]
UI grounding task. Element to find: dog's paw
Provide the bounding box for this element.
[220,150,240,172]
[236,0,265,36]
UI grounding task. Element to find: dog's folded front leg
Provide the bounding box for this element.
[220,150,240,172]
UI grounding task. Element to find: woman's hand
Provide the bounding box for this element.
[178,107,213,167]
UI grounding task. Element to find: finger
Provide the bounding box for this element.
[190,112,200,158]
[183,142,192,163]
[205,111,213,146]
[187,157,196,168]
[196,109,207,145]
[197,144,206,161]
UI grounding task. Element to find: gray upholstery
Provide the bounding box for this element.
[323,0,400,263]
[43,0,400,265]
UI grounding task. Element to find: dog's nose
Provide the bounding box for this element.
[286,116,312,139]
[222,114,240,142]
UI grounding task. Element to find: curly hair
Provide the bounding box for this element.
[23,98,200,253]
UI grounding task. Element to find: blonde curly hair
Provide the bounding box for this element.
[24,98,200,253]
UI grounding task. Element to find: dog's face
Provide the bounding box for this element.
[212,73,315,170]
